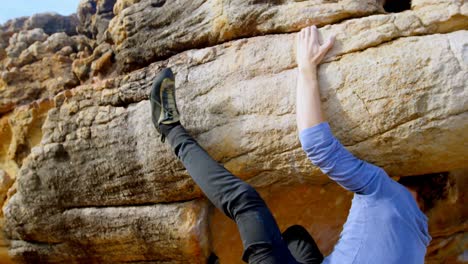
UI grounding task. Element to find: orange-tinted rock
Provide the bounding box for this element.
[0,0,466,263]
[210,183,353,263]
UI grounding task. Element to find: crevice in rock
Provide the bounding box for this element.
[112,31,455,110]
[150,0,166,8]
[62,197,200,211]
[117,10,384,74]
[10,239,62,246]
[107,97,136,109]
[383,0,412,13]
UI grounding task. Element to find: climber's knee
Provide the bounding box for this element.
[224,184,266,219]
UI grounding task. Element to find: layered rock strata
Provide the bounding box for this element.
[0,0,467,263]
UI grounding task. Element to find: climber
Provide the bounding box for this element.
[149,24,431,264]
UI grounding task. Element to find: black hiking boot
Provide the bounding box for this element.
[149,68,181,142]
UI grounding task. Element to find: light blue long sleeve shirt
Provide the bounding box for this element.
[300,122,431,264]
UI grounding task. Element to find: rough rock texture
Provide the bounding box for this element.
[0,13,78,37]
[0,0,467,263]
[6,199,210,263]
[108,0,385,72]
[0,13,90,115]
[0,34,80,114]
[77,0,117,43]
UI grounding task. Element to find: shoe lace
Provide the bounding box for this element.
[149,96,174,118]
[165,86,177,118]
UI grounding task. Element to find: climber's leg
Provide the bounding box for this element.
[165,124,298,263]
[150,68,297,263]
[282,225,324,264]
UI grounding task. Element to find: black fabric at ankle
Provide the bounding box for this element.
[159,122,181,137]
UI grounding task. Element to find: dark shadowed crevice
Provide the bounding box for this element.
[383,0,412,13]
[151,0,166,8]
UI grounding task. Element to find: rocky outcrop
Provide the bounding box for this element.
[107,0,385,72]
[0,32,84,114]
[0,13,86,115]
[0,0,467,263]
[77,0,117,43]
[7,200,210,263]
[0,13,78,36]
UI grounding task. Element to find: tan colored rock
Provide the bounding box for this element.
[0,0,466,262]
[77,0,117,42]
[0,54,78,114]
[107,0,468,73]
[4,28,467,261]
[108,0,384,72]
[0,99,54,177]
[0,117,16,182]
[113,0,142,15]
[319,0,468,62]
[0,48,5,61]
[0,31,94,113]
[73,43,114,81]
[0,15,95,114]
[0,101,54,264]
[90,50,113,76]
[0,170,13,208]
[5,28,48,58]
[6,199,210,263]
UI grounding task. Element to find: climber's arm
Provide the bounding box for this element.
[296,26,389,195]
[295,25,333,132]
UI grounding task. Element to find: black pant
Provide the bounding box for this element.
[167,125,323,263]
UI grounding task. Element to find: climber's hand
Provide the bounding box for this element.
[296,25,335,73]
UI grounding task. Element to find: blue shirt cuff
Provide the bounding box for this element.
[299,122,333,148]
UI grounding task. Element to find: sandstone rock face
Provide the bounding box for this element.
[77,0,117,43]
[6,199,210,263]
[108,0,385,72]
[0,0,467,263]
[0,30,94,114]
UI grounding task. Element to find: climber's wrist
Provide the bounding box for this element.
[298,64,318,79]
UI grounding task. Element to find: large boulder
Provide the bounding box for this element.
[4,25,467,262]
[0,0,467,263]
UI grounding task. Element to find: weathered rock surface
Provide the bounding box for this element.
[0,0,467,263]
[0,32,95,114]
[107,0,468,72]
[108,0,384,72]
[0,13,78,37]
[5,28,468,262]
[0,12,90,115]
[77,0,117,43]
[6,198,210,263]
[0,99,54,177]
